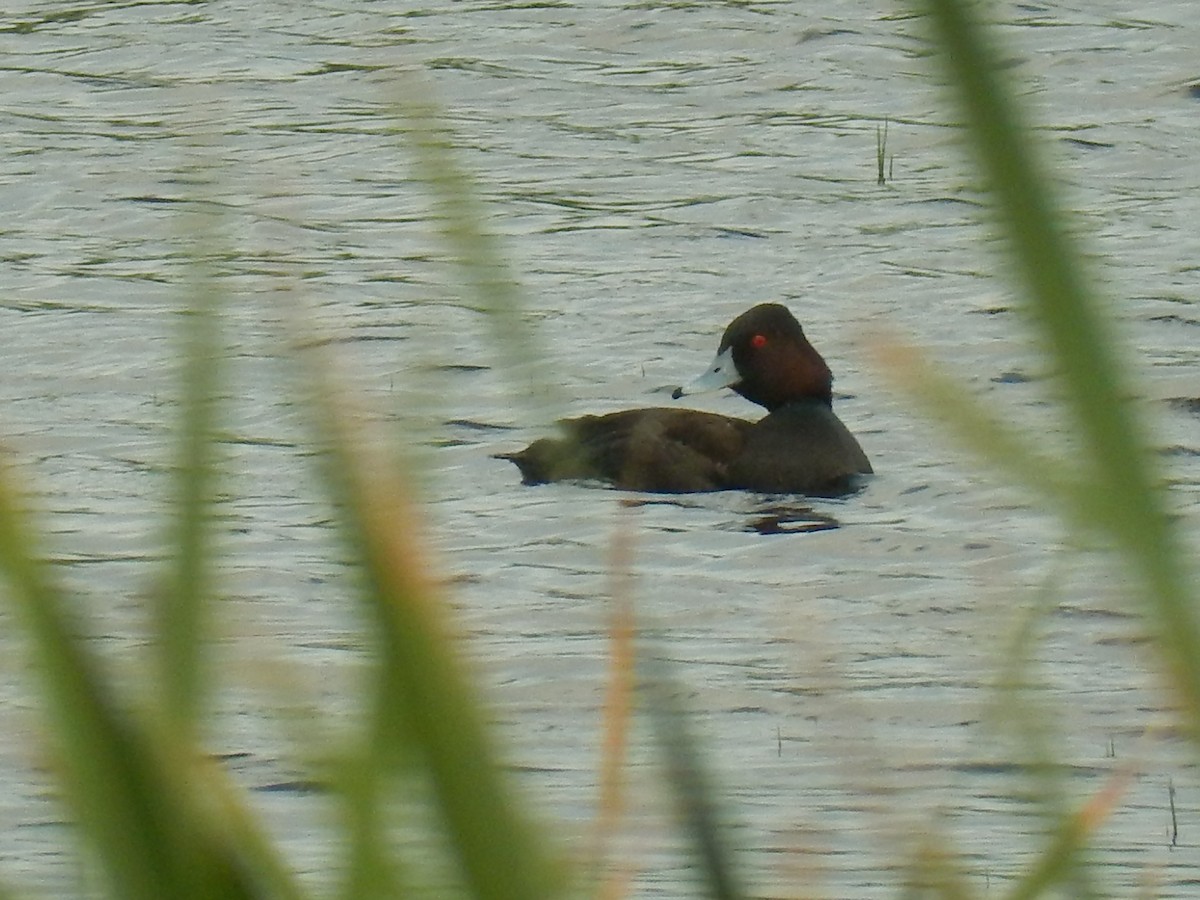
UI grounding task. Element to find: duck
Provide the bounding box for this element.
[495,303,872,495]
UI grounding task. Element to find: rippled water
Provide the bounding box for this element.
[2,1,1199,896]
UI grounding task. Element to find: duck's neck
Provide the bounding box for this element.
[764,390,832,413]
[744,351,833,411]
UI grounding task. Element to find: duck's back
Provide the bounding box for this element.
[726,400,872,496]
[500,408,752,493]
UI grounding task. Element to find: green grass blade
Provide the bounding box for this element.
[1002,768,1131,900]
[0,465,174,898]
[0,464,293,900]
[159,226,222,737]
[641,654,747,900]
[290,331,566,900]
[906,835,977,899]
[989,568,1101,900]
[914,0,1200,730]
[336,679,411,900]
[873,340,1087,515]
[395,87,562,422]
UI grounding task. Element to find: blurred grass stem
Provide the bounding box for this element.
[160,191,223,737]
[916,0,1200,731]
[289,314,566,900]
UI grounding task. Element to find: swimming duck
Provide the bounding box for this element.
[496,303,872,495]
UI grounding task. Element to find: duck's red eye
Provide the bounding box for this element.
[751,333,768,349]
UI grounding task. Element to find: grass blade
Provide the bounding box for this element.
[336,681,411,900]
[289,325,566,900]
[1003,766,1132,900]
[913,0,1200,730]
[872,339,1085,515]
[0,463,176,899]
[0,462,296,900]
[591,510,638,900]
[159,211,222,737]
[641,654,747,900]
[395,86,561,422]
[989,567,1101,900]
[906,835,977,900]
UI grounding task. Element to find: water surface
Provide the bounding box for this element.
[1,1,1198,895]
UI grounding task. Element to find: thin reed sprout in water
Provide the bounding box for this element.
[876,117,890,185]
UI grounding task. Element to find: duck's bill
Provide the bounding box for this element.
[671,346,739,399]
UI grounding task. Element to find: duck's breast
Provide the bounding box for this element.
[727,401,872,495]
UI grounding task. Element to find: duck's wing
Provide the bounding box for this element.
[498,408,750,493]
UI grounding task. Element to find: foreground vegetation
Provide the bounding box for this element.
[0,1,1193,898]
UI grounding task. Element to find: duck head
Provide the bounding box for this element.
[672,303,834,411]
